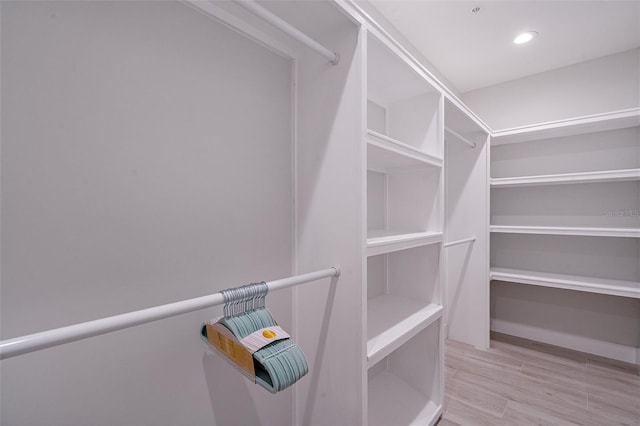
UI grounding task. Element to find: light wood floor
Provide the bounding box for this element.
[439,332,640,426]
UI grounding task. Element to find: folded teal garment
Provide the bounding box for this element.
[201,307,308,393]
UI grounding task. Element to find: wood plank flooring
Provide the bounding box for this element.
[439,332,640,426]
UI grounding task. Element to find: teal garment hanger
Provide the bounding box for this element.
[201,282,308,393]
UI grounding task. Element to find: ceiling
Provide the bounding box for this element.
[367,1,640,93]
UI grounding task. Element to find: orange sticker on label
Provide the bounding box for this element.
[262,329,276,339]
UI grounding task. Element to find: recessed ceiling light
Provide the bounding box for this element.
[514,31,538,45]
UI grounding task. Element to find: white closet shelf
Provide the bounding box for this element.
[490,225,640,238]
[367,130,443,170]
[368,371,442,426]
[490,267,640,299]
[491,108,640,145]
[367,231,443,256]
[445,126,477,148]
[491,168,640,188]
[367,295,442,367]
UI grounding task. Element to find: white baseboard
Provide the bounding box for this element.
[491,319,639,365]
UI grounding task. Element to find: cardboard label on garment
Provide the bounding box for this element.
[239,326,290,353]
[206,322,256,379]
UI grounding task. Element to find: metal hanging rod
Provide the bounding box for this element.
[444,236,476,248]
[233,0,339,65]
[445,127,477,149]
[0,267,340,360]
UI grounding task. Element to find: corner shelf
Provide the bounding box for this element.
[490,168,640,188]
[489,108,640,364]
[490,267,640,299]
[491,108,640,145]
[367,296,442,367]
[367,130,443,170]
[367,231,443,256]
[368,371,442,426]
[490,225,640,238]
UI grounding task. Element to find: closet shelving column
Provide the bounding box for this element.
[443,98,490,349]
[489,109,640,361]
[364,30,444,426]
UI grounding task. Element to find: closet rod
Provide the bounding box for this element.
[445,127,477,148]
[444,236,476,248]
[233,0,339,65]
[0,267,340,360]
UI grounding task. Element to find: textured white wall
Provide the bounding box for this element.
[463,48,640,130]
[1,2,295,424]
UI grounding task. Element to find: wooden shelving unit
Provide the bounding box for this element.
[368,371,441,426]
[367,130,443,170]
[367,231,442,256]
[364,30,444,426]
[490,110,640,364]
[490,267,640,299]
[443,98,490,350]
[491,108,640,145]
[367,297,442,366]
[490,168,640,188]
[490,225,640,238]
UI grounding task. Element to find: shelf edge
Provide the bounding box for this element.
[489,226,640,238]
[490,169,640,187]
[367,304,442,367]
[366,130,443,168]
[490,268,640,299]
[367,232,443,256]
[491,108,640,145]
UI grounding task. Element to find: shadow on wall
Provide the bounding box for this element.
[447,241,475,328]
[203,352,260,426]
[302,275,339,425]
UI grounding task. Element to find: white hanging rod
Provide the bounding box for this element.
[445,127,477,148]
[0,267,340,360]
[233,0,339,65]
[444,236,476,248]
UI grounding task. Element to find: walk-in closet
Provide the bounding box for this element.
[1,1,638,425]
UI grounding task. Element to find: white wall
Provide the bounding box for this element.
[1,2,295,424]
[463,48,640,130]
